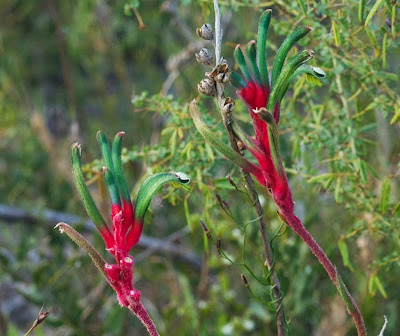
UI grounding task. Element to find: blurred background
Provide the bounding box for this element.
[0,0,399,335]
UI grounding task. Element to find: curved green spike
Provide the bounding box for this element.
[111,132,131,202]
[246,41,262,85]
[254,108,284,176]
[257,9,272,88]
[271,26,312,88]
[231,71,246,88]
[103,167,120,206]
[234,45,252,83]
[267,50,313,112]
[280,65,326,100]
[97,131,121,206]
[71,143,108,231]
[134,172,190,221]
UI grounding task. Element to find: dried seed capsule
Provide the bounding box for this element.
[198,78,216,96]
[196,23,213,40]
[216,238,221,254]
[221,97,235,114]
[195,48,214,66]
[241,273,249,286]
[215,72,230,83]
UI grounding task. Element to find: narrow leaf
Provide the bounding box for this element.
[374,275,387,298]
[189,100,265,185]
[379,177,391,214]
[365,0,385,26]
[335,271,356,313]
[338,240,354,272]
[359,0,365,23]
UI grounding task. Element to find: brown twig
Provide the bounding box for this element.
[24,306,50,336]
[209,1,286,335]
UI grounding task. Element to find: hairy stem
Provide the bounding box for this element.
[127,299,159,336]
[282,211,367,335]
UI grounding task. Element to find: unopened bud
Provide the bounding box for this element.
[276,210,288,224]
[226,173,238,189]
[215,193,223,206]
[216,238,221,254]
[215,72,230,83]
[196,23,214,40]
[200,219,212,240]
[241,273,249,287]
[196,48,214,66]
[222,200,230,210]
[198,78,216,96]
[221,97,235,114]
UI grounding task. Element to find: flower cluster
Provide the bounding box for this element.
[60,131,189,335]
[230,10,325,212]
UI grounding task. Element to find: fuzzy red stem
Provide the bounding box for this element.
[281,210,367,335]
[127,298,160,336]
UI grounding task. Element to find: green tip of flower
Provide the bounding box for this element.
[234,44,252,83]
[257,10,272,88]
[134,172,190,221]
[112,132,131,202]
[71,143,108,232]
[246,40,262,85]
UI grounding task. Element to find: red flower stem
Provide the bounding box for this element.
[127,298,160,336]
[282,211,367,336]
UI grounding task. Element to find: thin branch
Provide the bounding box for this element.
[213,0,222,64]
[0,204,202,273]
[209,1,286,335]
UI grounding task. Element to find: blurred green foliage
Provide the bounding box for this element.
[0,0,399,335]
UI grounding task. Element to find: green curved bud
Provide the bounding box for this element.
[230,71,246,88]
[55,222,109,284]
[134,172,190,221]
[97,131,121,206]
[254,108,284,176]
[267,50,313,112]
[257,9,272,88]
[71,143,108,231]
[280,65,326,100]
[271,26,312,88]
[103,167,120,206]
[111,132,131,202]
[234,45,252,83]
[246,41,262,85]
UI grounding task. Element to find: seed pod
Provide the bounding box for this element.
[221,97,235,114]
[198,78,216,96]
[196,23,214,40]
[195,48,214,66]
[241,273,249,286]
[215,72,230,83]
[216,238,221,254]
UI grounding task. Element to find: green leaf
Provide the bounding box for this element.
[368,274,377,296]
[365,0,385,26]
[374,275,387,298]
[134,172,190,221]
[338,240,354,272]
[360,160,368,184]
[307,173,336,184]
[189,101,263,181]
[359,0,365,23]
[379,177,391,214]
[335,177,342,203]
